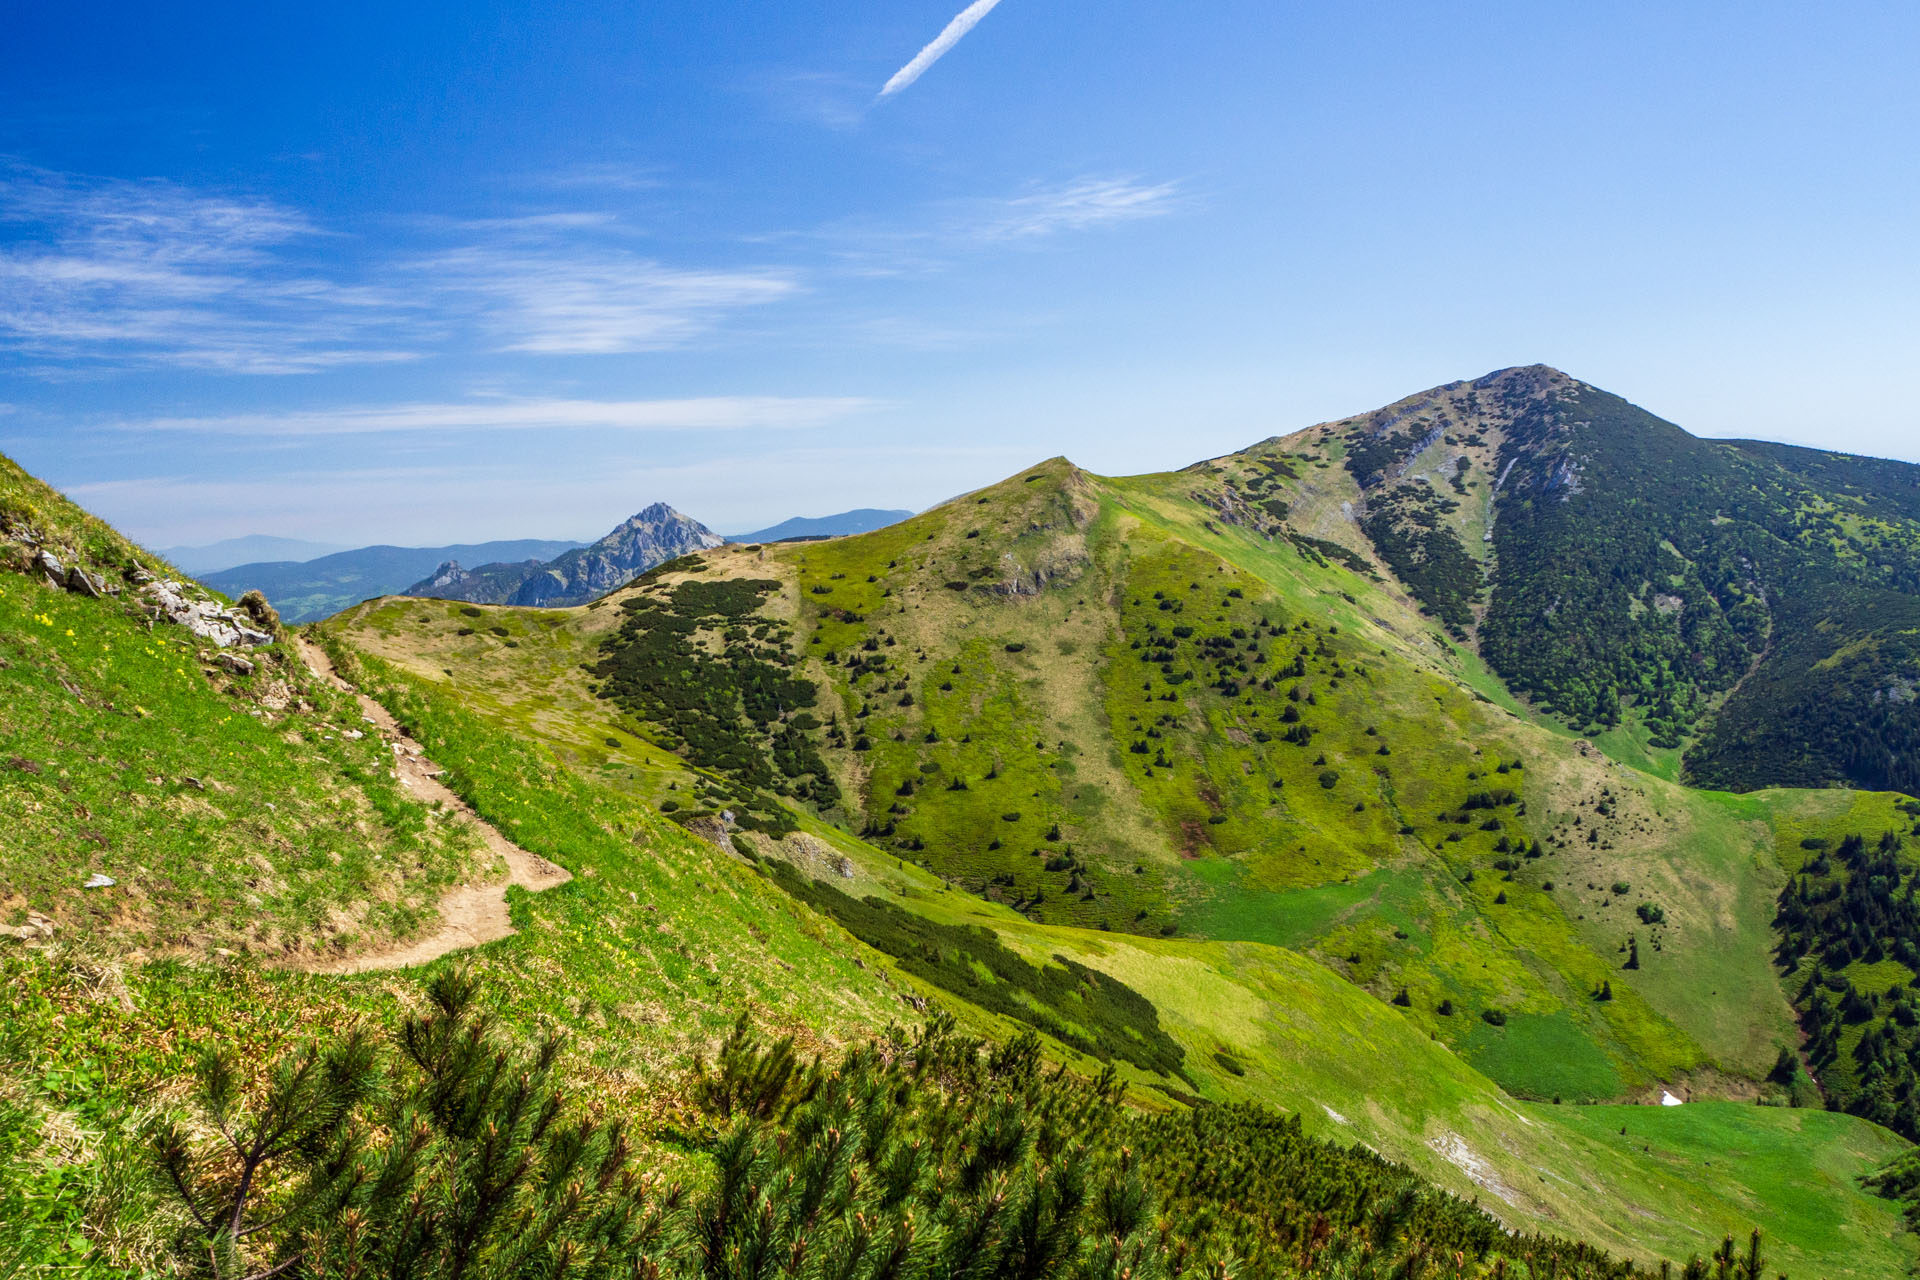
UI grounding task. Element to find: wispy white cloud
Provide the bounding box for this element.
[880,0,1005,98]
[0,162,422,373]
[0,158,1172,378]
[389,203,800,353]
[793,176,1186,278]
[107,394,880,436]
[416,244,798,355]
[421,211,624,234]
[974,177,1184,240]
[531,162,662,193]
[0,163,805,371]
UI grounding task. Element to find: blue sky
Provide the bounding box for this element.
[3,1,1916,547]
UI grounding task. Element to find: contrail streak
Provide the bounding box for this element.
[879,0,1004,98]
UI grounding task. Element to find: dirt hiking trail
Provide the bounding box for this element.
[290,635,570,974]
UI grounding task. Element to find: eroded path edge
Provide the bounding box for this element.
[289,634,570,974]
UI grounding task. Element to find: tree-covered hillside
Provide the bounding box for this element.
[1326,366,1920,794]
[1774,803,1920,1139]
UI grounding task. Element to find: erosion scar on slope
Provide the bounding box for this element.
[289,635,571,973]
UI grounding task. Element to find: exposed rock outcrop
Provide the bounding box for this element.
[417,560,470,592]
[140,579,275,648]
[0,518,280,652]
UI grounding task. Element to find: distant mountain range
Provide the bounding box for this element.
[161,535,350,575]
[202,539,584,623]
[725,509,912,543]
[200,507,909,622]
[406,503,723,608]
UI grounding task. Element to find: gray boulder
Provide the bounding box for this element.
[65,566,106,598]
[33,549,63,587]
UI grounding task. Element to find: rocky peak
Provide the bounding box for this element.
[420,560,469,590]
[625,501,678,527]
[605,503,716,547]
[397,504,722,609]
[1470,364,1580,397]
[506,504,723,608]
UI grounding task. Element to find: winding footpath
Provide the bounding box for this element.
[290,636,570,974]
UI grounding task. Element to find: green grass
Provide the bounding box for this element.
[1458,1010,1626,1102]
[1181,859,1431,950]
[313,641,917,1069]
[0,637,932,1273]
[1588,708,1691,781]
[0,562,479,961]
[1538,1101,1914,1279]
[1085,469,1763,1092]
[746,840,1913,1270]
[6,442,1919,1278]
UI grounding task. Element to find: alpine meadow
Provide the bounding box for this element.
[8,365,1920,1278]
[7,4,1920,1278]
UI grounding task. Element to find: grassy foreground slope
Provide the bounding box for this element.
[0,457,935,1272]
[334,581,1914,1275]
[0,454,489,961]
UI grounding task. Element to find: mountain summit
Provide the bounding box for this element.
[508,503,724,607]
[1276,364,1920,792]
[403,502,723,608]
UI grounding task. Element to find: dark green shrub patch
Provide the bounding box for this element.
[595,577,838,833]
[765,859,1189,1083]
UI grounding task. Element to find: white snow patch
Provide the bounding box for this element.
[1660,1090,1684,1107]
[1321,1104,1350,1125]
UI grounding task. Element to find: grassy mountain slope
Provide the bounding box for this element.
[324,434,1920,1272]
[327,588,1911,1275]
[8,394,1920,1278]
[2,444,930,1044]
[0,454,487,960]
[660,455,1804,1102]
[0,458,955,1272]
